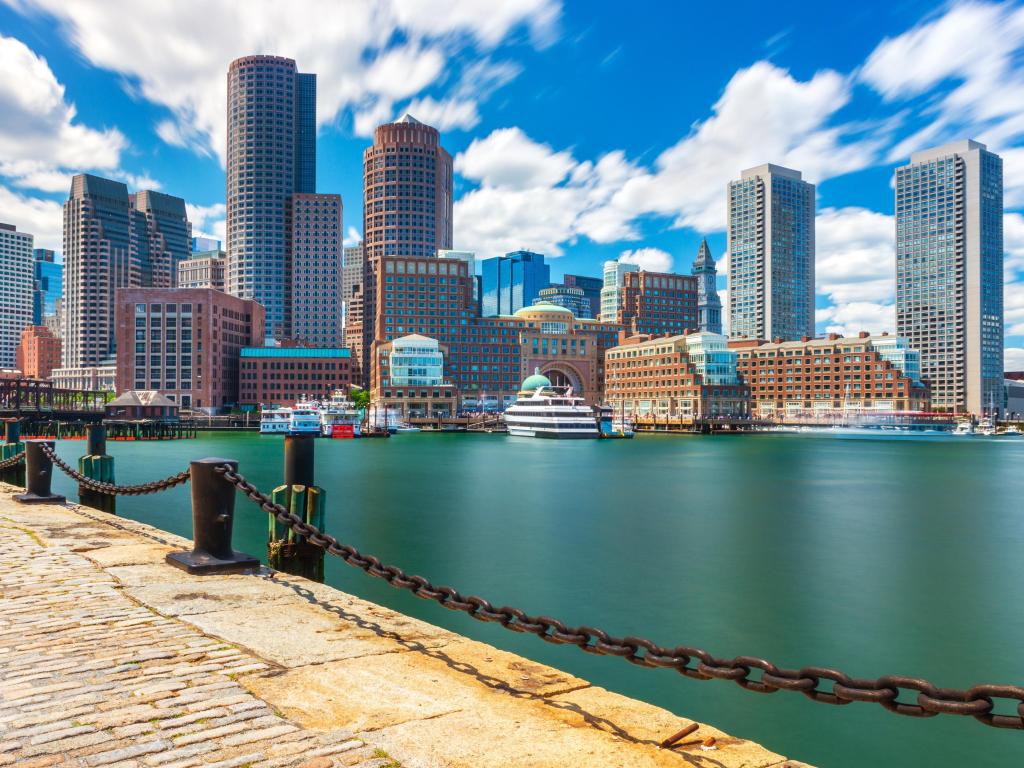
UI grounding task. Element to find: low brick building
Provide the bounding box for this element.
[15,325,61,380]
[238,346,352,408]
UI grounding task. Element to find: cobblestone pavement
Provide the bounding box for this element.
[0,519,392,768]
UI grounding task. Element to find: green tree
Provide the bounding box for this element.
[350,388,371,409]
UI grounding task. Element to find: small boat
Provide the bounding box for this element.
[1003,425,1021,436]
[977,417,996,437]
[394,425,421,433]
[597,405,634,438]
[260,409,291,435]
[953,421,974,436]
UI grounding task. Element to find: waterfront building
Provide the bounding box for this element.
[191,236,220,252]
[895,139,1003,415]
[286,193,343,346]
[32,248,62,325]
[729,332,929,420]
[61,174,191,370]
[51,364,116,391]
[604,331,750,420]
[375,334,457,419]
[1005,378,1024,419]
[692,239,723,334]
[534,285,592,318]
[226,55,317,340]
[727,164,815,340]
[0,223,34,369]
[355,115,454,386]
[481,250,550,316]
[104,390,179,421]
[177,250,226,290]
[115,288,265,412]
[238,346,352,408]
[617,270,698,337]
[600,260,639,322]
[438,249,479,309]
[15,325,61,380]
[562,274,602,319]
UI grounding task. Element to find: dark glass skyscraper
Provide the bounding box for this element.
[481,250,550,316]
[226,55,317,340]
[32,248,62,325]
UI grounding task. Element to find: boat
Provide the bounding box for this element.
[977,417,996,437]
[597,405,634,438]
[952,420,974,436]
[320,390,362,438]
[259,408,292,434]
[288,402,322,436]
[503,370,600,439]
[1003,425,1021,436]
[394,425,422,433]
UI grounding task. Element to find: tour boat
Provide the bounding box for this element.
[289,403,323,436]
[259,409,292,434]
[503,370,599,439]
[320,391,362,438]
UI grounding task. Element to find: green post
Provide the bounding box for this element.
[267,435,325,582]
[1,419,25,487]
[78,424,115,514]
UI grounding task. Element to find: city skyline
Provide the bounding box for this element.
[1,2,1024,368]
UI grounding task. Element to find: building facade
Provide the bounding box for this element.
[0,223,34,369]
[132,190,191,288]
[534,285,591,318]
[692,238,723,334]
[605,332,750,420]
[342,243,364,305]
[375,334,457,419]
[177,250,226,290]
[895,139,1003,415]
[438,249,478,309]
[32,248,62,325]
[286,193,343,345]
[617,270,698,337]
[15,325,61,380]
[727,164,815,341]
[239,346,351,408]
[600,260,639,322]
[114,288,265,412]
[192,236,221,252]
[481,250,550,316]
[730,333,929,420]
[562,274,602,319]
[225,55,316,340]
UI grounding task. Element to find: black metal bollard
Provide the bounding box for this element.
[14,440,66,504]
[165,458,259,575]
[269,435,325,582]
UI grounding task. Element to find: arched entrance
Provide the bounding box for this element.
[541,364,584,397]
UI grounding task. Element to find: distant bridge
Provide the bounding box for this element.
[0,378,110,419]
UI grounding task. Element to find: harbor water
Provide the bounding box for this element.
[47,431,1024,767]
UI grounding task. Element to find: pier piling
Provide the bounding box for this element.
[79,424,115,514]
[0,419,25,487]
[269,435,325,582]
[14,440,65,505]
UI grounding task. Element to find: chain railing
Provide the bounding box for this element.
[216,462,1024,731]
[0,451,25,470]
[41,443,190,495]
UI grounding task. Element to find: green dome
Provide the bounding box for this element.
[520,368,552,392]
[514,301,574,317]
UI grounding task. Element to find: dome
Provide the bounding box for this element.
[514,301,574,317]
[520,368,552,392]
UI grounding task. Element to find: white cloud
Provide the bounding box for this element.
[402,96,481,132]
[817,301,895,338]
[1006,280,1024,336]
[344,226,362,247]
[815,206,894,307]
[0,184,63,250]
[185,202,226,242]
[1006,347,1024,371]
[618,248,672,273]
[9,0,557,160]
[456,127,575,189]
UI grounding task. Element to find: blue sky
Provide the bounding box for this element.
[2,0,1024,366]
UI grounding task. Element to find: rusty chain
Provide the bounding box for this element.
[215,463,1024,730]
[41,443,190,496]
[0,451,25,470]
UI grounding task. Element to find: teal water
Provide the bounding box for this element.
[47,431,1024,767]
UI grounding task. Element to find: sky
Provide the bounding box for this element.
[2,0,1024,368]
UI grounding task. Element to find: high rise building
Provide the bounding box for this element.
[727,164,815,341]
[356,114,454,384]
[692,238,723,334]
[0,223,34,368]
[895,139,1003,415]
[286,193,343,345]
[617,271,698,337]
[534,285,592,318]
[480,250,550,316]
[600,260,639,322]
[225,55,317,339]
[192,236,221,252]
[562,274,602,319]
[177,250,226,290]
[342,243,365,305]
[16,325,61,380]
[32,248,63,325]
[438,249,478,309]
[61,174,190,369]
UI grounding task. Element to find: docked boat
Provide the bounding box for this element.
[977,417,996,437]
[289,402,323,436]
[259,409,292,434]
[953,420,974,436]
[504,370,599,439]
[597,405,634,438]
[1003,425,1022,436]
[320,391,362,438]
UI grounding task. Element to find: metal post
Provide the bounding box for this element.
[270,435,325,582]
[165,458,259,575]
[14,440,65,504]
[0,418,24,486]
[79,424,115,514]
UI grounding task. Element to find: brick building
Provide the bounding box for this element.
[730,332,929,420]
[177,251,225,290]
[238,347,351,408]
[618,271,699,337]
[115,288,265,413]
[605,331,750,420]
[286,193,343,345]
[15,325,61,380]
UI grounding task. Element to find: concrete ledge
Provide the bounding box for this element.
[0,489,811,767]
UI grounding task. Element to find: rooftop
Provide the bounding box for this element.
[241,347,351,358]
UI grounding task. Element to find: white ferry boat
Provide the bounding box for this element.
[320,391,362,438]
[259,409,292,434]
[504,370,599,439]
[289,403,323,436]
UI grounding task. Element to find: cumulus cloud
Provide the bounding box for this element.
[9,0,557,160]
[618,248,673,273]
[344,227,363,247]
[817,302,895,338]
[1006,347,1024,371]
[185,202,226,242]
[0,184,63,250]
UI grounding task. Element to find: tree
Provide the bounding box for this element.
[350,388,370,409]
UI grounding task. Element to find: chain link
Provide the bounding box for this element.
[216,464,1024,731]
[0,451,25,470]
[41,443,190,496]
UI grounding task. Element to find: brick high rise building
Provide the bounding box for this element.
[177,250,226,290]
[286,193,343,345]
[0,223,34,368]
[617,271,699,337]
[15,325,61,380]
[226,55,317,340]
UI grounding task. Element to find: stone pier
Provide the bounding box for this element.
[0,488,810,767]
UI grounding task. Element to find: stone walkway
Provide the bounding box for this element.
[0,493,809,768]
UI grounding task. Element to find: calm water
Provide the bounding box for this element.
[48,431,1024,767]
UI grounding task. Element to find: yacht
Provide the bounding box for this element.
[953,420,974,436]
[320,391,362,438]
[1003,425,1021,436]
[259,409,292,434]
[977,417,996,437]
[504,370,599,439]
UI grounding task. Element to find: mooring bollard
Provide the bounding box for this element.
[79,423,115,514]
[14,440,66,504]
[269,435,326,582]
[165,458,259,575]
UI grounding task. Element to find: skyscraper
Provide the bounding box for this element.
[226,55,317,339]
[62,174,190,369]
[600,260,639,322]
[692,238,723,334]
[727,164,815,341]
[562,274,603,319]
[0,223,34,368]
[286,193,343,346]
[481,250,550,316]
[895,139,1004,415]
[32,249,62,326]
